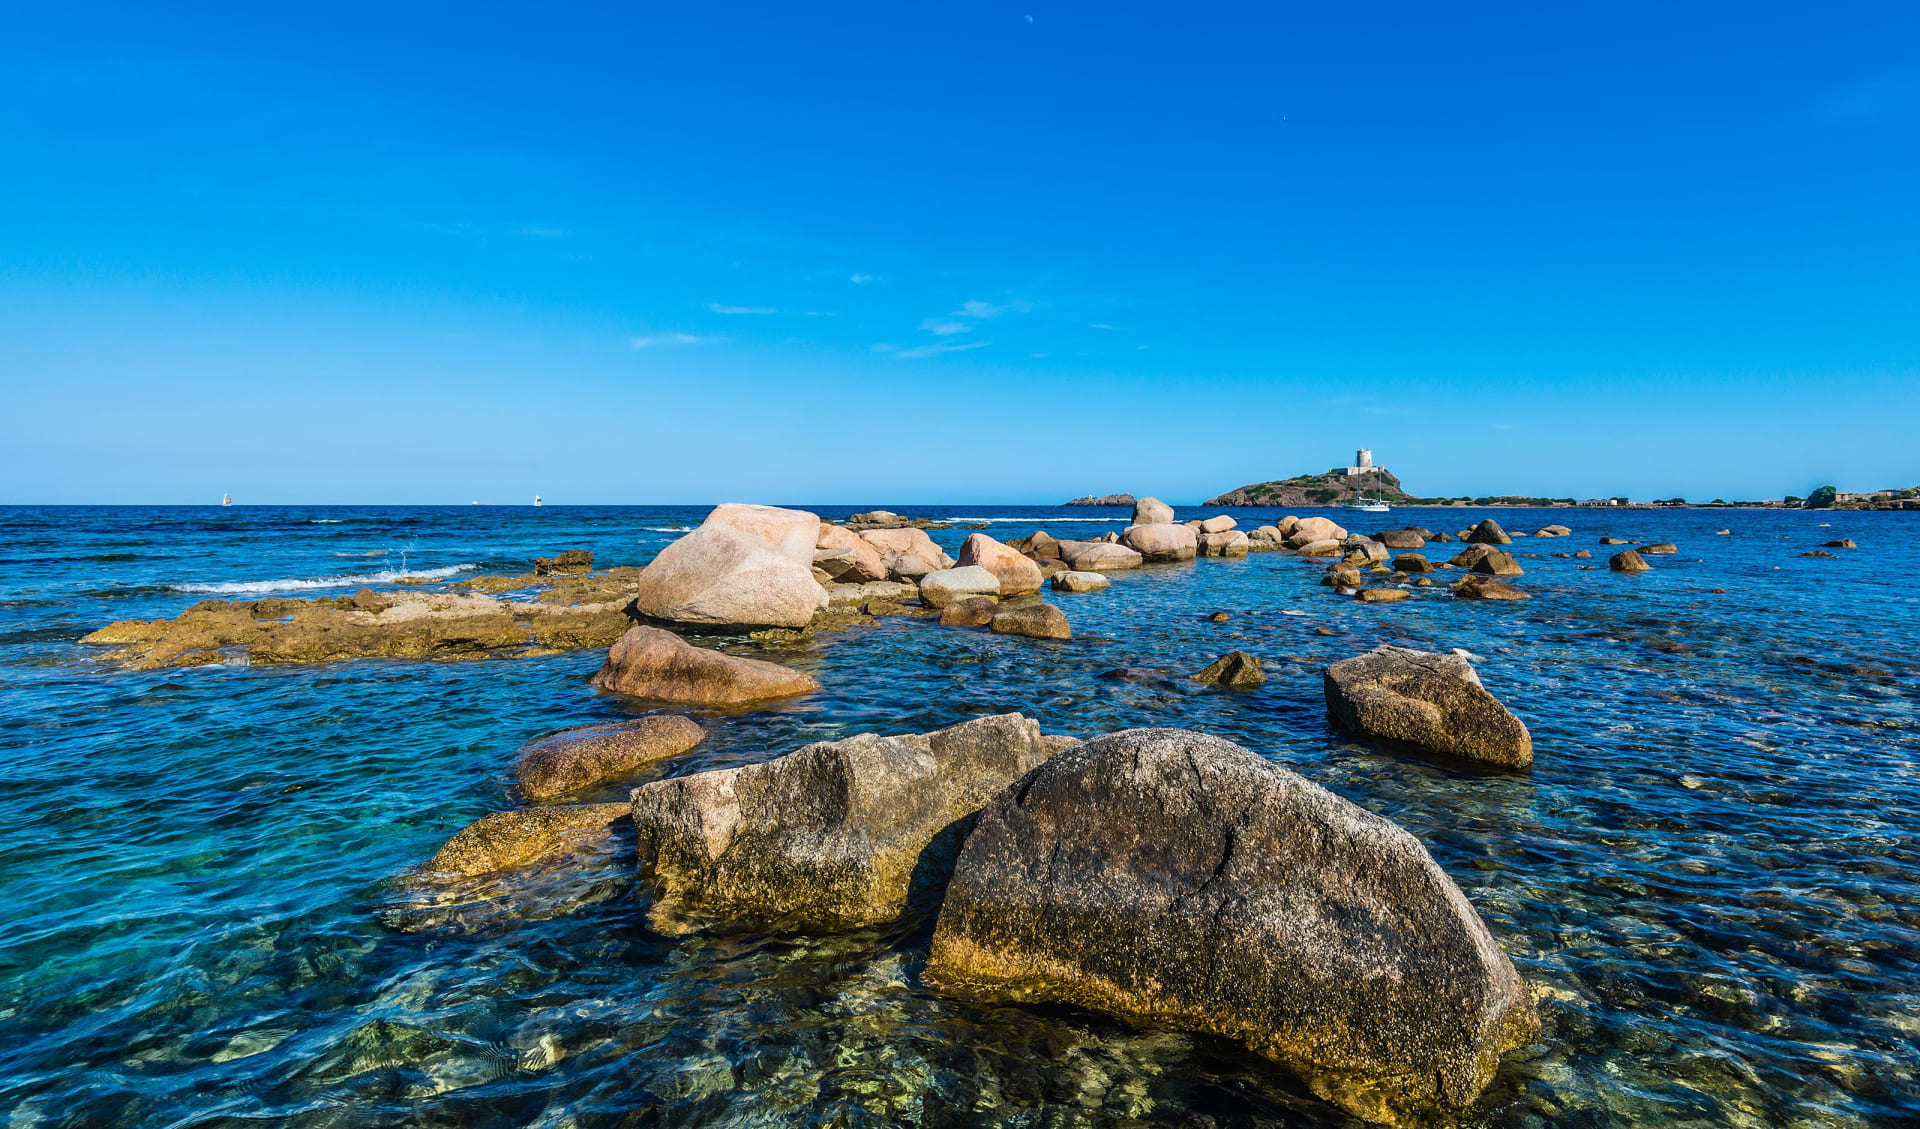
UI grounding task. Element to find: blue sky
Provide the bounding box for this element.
[2,2,1916,504]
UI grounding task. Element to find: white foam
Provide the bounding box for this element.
[640,526,693,533]
[310,519,344,524]
[173,564,475,596]
[941,516,1128,524]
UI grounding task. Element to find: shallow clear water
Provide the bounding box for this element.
[1,504,1916,1128]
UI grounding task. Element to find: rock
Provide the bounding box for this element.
[630,713,1055,932]
[1132,496,1175,525]
[815,524,889,582]
[1296,538,1342,557]
[958,533,1045,597]
[1393,553,1434,573]
[1051,570,1111,593]
[1193,651,1266,688]
[924,729,1539,1128]
[1040,734,1081,756]
[1035,558,1070,578]
[1206,610,1231,623]
[1249,524,1284,543]
[1572,549,1592,559]
[425,803,632,878]
[1451,576,1530,600]
[534,549,594,576]
[848,509,903,526]
[1357,588,1409,603]
[1198,530,1250,557]
[1609,549,1651,573]
[1276,515,1301,538]
[1716,529,1732,536]
[1065,493,1137,508]
[1641,543,1678,555]
[1465,519,1511,545]
[1284,516,1347,547]
[1430,531,1455,543]
[1539,525,1572,537]
[938,596,1001,627]
[1325,646,1532,767]
[919,566,1002,608]
[1599,537,1630,545]
[1023,530,1061,560]
[631,505,828,629]
[590,625,819,706]
[1374,529,1426,549]
[1822,539,1856,548]
[1060,541,1145,571]
[1322,567,1363,588]
[989,603,1071,640]
[823,580,916,608]
[1343,538,1390,564]
[1120,522,1198,562]
[1802,550,1837,558]
[516,715,707,801]
[1448,544,1497,570]
[1198,515,1237,534]
[1470,550,1524,577]
[859,527,954,581]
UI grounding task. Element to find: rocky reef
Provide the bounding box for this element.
[1061,493,1137,507]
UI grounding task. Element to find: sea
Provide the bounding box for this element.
[0,504,1915,1129]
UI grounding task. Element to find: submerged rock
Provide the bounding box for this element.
[1358,588,1409,603]
[1324,645,1532,767]
[631,504,828,629]
[924,728,1539,1128]
[629,713,1056,932]
[425,803,632,879]
[590,625,818,707]
[989,603,1072,639]
[1192,651,1266,688]
[516,715,707,801]
[1452,576,1530,600]
[1641,543,1678,555]
[938,596,1001,627]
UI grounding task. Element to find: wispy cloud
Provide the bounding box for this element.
[1491,422,1518,431]
[631,332,705,349]
[707,303,779,315]
[1089,322,1119,331]
[898,340,991,359]
[1811,69,1920,124]
[850,273,878,285]
[956,299,1006,319]
[921,318,973,336]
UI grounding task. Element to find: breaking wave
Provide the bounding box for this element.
[172,564,475,596]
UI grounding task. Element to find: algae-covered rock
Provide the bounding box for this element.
[924,728,1538,1128]
[988,603,1070,640]
[1192,651,1266,688]
[1324,645,1532,767]
[516,715,707,801]
[425,803,632,878]
[629,713,1055,933]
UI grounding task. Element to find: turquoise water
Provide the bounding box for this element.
[1,505,1916,1127]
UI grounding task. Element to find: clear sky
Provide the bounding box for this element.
[2,2,1916,505]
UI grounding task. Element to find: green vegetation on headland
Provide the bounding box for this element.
[1204,469,1416,507]
[1194,470,1920,509]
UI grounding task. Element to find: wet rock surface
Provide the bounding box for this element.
[425,803,633,879]
[1325,645,1533,767]
[924,728,1540,1127]
[988,603,1071,640]
[590,625,818,707]
[629,713,1055,932]
[1192,650,1267,688]
[515,715,707,801]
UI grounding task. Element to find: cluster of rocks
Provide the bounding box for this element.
[420,691,1540,1126]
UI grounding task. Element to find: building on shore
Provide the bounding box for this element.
[1578,497,1622,507]
[1342,449,1384,477]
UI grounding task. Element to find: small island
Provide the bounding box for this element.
[1063,493,1137,507]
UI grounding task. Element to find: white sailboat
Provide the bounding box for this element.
[221,493,231,507]
[534,495,543,507]
[1346,468,1390,513]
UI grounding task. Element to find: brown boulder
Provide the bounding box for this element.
[1192,651,1266,688]
[534,549,594,575]
[1609,550,1651,573]
[958,533,1045,597]
[1470,550,1524,577]
[516,715,707,801]
[1465,519,1511,545]
[590,625,818,707]
[425,803,631,878]
[938,596,1001,627]
[1452,576,1530,600]
[1358,588,1409,603]
[989,603,1071,640]
[1324,645,1532,767]
[1120,522,1198,562]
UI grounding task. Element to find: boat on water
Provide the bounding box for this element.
[1347,500,1390,513]
[534,495,543,507]
[221,493,231,507]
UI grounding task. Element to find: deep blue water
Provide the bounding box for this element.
[1,504,1916,1128]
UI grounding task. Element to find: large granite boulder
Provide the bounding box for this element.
[1609,549,1651,572]
[1296,538,1343,557]
[1375,529,1426,550]
[631,504,828,628]
[629,713,1055,932]
[920,566,1002,608]
[1470,550,1524,577]
[1452,576,1530,600]
[1466,519,1511,545]
[1394,553,1434,573]
[814,524,889,582]
[1051,570,1111,593]
[859,527,954,580]
[1198,515,1237,534]
[924,729,1540,1127]
[1285,516,1348,547]
[1060,541,1144,570]
[516,715,707,801]
[591,625,818,706]
[938,595,1001,627]
[1132,496,1174,525]
[1324,645,1532,768]
[958,533,1045,597]
[1121,522,1198,562]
